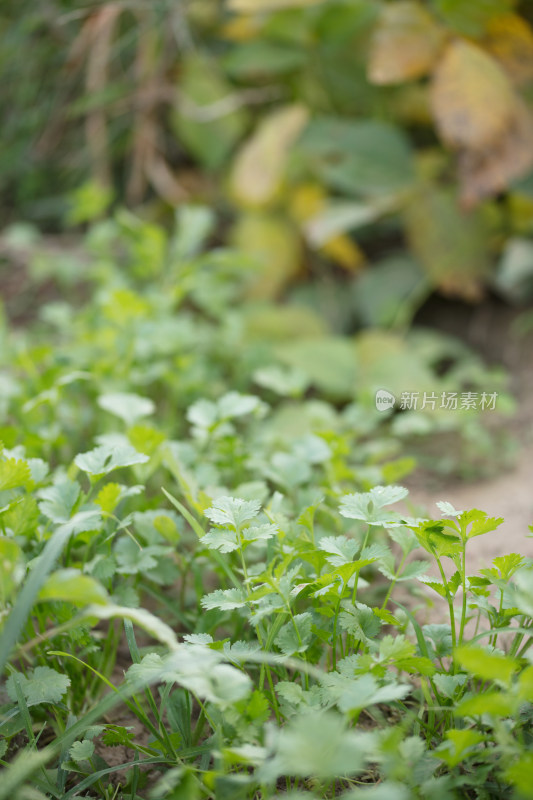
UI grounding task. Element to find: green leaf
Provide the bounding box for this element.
[114,538,170,575]
[275,613,313,656]
[433,672,468,699]
[38,480,80,523]
[298,118,415,198]
[430,0,514,37]
[454,645,518,687]
[7,666,70,705]
[334,673,411,713]
[436,500,463,518]
[200,528,239,553]
[0,457,32,491]
[204,497,261,529]
[258,711,372,781]
[340,485,408,527]
[39,569,108,606]
[436,729,486,768]
[126,648,251,705]
[172,53,248,170]
[69,740,95,763]
[318,535,359,567]
[455,690,515,717]
[411,520,462,558]
[56,508,103,537]
[339,602,381,640]
[98,392,155,427]
[201,588,247,611]
[242,523,278,545]
[458,509,504,539]
[505,753,533,797]
[74,444,149,477]
[275,337,358,399]
[0,537,23,605]
[101,725,135,748]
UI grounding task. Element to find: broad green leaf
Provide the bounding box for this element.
[258,711,372,781]
[7,666,70,705]
[457,508,504,539]
[1,495,39,538]
[298,118,415,198]
[201,588,247,611]
[274,337,358,399]
[74,444,149,477]
[205,497,261,529]
[436,729,486,768]
[38,480,80,523]
[114,538,170,575]
[55,508,103,537]
[455,690,515,717]
[404,185,490,292]
[0,457,32,491]
[275,612,312,655]
[98,392,155,427]
[436,500,463,517]
[253,364,309,397]
[242,523,278,544]
[454,645,518,687]
[432,672,468,698]
[339,602,381,640]
[318,535,359,567]
[335,673,410,713]
[172,53,248,170]
[340,485,408,527]
[69,740,95,763]
[505,753,533,798]
[411,520,462,558]
[200,527,239,553]
[39,569,108,606]
[126,648,251,705]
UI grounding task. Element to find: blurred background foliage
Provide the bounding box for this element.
[3,0,533,314]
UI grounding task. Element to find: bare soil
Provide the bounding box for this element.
[408,294,533,572]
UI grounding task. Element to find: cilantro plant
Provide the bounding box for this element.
[0,208,531,799]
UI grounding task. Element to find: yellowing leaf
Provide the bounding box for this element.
[320,235,365,272]
[288,184,365,271]
[220,14,262,41]
[484,13,533,85]
[231,212,302,299]
[431,40,516,150]
[368,2,446,85]
[403,185,490,296]
[458,99,533,208]
[227,0,324,11]
[288,183,326,223]
[230,105,309,208]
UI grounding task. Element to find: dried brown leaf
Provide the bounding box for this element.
[368,2,446,85]
[431,40,516,150]
[458,100,533,208]
[230,105,309,208]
